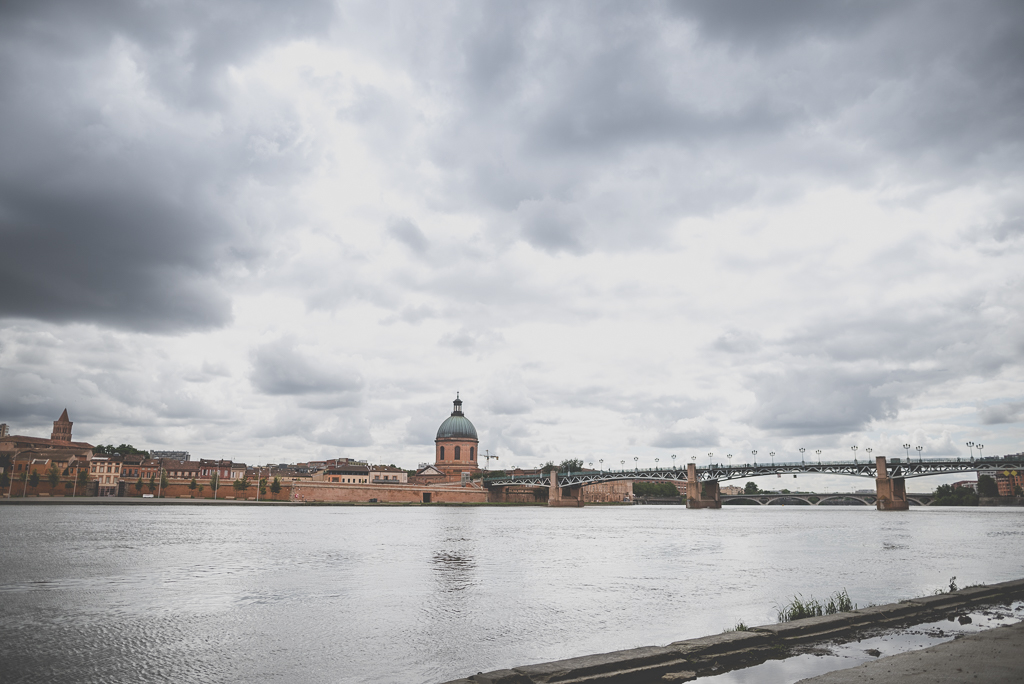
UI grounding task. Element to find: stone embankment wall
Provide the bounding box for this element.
[292,481,488,504]
[441,578,1024,684]
[120,480,292,501]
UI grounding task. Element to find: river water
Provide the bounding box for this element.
[1,504,1022,684]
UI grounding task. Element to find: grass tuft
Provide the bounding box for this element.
[776,589,856,622]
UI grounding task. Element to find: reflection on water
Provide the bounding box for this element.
[0,506,1022,684]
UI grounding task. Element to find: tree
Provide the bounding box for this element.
[0,470,9,490]
[270,477,282,495]
[159,470,169,494]
[744,481,760,494]
[18,470,28,496]
[28,471,40,492]
[188,478,198,497]
[210,471,220,498]
[134,477,143,494]
[198,484,205,497]
[258,478,267,497]
[559,458,584,472]
[933,483,979,506]
[633,481,680,497]
[977,475,998,497]
[234,477,250,493]
[147,475,157,493]
[47,463,61,490]
[76,468,89,495]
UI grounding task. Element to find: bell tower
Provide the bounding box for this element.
[51,408,73,442]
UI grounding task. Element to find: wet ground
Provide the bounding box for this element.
[695,601,1024,684]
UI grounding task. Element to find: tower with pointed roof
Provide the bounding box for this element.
[434,394,480,480]
[51,409,73,442]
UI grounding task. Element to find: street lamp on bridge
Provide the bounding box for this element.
[916,446,923,462]
[708,452,714,467]
[903,443,911,459]
[621,460,625,470]
[977,444,984,459]
[851,445,858,464]
[769,451,775,467]
[599,459,604,471]
[752,450,757,465]
[672,454,677,469]
[865,447,872,463]
[815,449,822,465]
[634,456,639,471]
[655,458,659,469]
[727,454,732,468]
[966,442,975,459]
[799,448,805,464]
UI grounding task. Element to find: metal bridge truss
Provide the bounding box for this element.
[483,458,1024,489]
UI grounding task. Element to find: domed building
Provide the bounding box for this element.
[433,394,480,481]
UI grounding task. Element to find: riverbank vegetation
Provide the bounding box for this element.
[633,482,680,497]
[932,483,979,506]
[776,590,855,622]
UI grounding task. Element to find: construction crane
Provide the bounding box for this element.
[481,450,499,470]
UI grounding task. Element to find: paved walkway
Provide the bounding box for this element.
[797,621,1024,684]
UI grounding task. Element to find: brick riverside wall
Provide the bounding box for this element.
[119,479,292,501]
[3,478,93,497]
[291,481,488,504]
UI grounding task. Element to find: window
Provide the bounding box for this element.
[455,446,461,460]
[439,446,445,460]
[470,447,475,460]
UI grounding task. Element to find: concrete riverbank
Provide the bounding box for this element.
[797,620,1024,684]
[442,578,1024,684]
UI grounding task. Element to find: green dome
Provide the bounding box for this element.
[436,395,478,440]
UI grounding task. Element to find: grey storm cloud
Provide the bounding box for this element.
[979,402,1024,425]
[749,367,901,436]
[250,340,364,405]
[387,218,430,253]
[0,0,334,332]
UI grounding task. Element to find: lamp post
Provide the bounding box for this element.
[752,450,757,465]
[865,447,872,463]
[600,459,604,471]
[589,462,594,471]
[655,458,660,470]
[966,442,975,459]
[916,446,923,462]
[634,456,639,472]
[620,460,625,470]
[708,452,714,467]
[799,448,805,465]
[977,444,984,459]
[851,446,858,464]
[255,466,261,502]
[903,443,911,459]
[769,451,775,467]
[815,449,822,465]
[727,454,733,468]
[672,454,677,470]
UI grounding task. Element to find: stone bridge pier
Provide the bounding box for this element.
[548,469,584,507]
[686,462,721,509]
[875,455,909,511]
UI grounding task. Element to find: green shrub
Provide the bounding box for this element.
[633,481,681,497]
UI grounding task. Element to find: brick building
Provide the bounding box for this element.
[433,394,480,481]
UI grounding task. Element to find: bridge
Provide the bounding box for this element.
[483,455,1021,510]
[635,492,936,506]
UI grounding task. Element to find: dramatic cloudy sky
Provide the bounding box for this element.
[2,1,1022,486]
